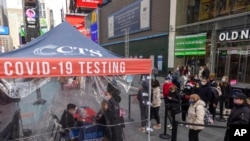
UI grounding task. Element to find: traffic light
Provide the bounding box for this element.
[23,0,40,42]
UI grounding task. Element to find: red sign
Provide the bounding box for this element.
[65,15,90,37]
[0,58,152,78]
[76,0,103,9]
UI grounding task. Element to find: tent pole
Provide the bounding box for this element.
[147,73,152,141]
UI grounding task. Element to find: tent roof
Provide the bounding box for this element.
[0,22,152,78]
[0,22,120,58]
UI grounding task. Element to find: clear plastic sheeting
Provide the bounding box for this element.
[0,78,51,99]
[0,75,150,141]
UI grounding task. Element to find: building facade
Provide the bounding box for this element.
[98,0,170,73]
[175,0,250,83]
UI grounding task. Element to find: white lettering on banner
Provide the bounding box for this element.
[78,61,126,74]
[33,44,103,57]
[4,61,50,76]
[3,61,126,76]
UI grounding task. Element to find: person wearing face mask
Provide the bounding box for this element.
[224,93,250,141]
[163,77,174,104]
[197,77,212,106]
[104,83,124,141]
[181,75,195,122]
[187,94,206,141]
[166,85,181,129]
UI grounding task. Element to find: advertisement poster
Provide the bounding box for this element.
[108,0,150,38]
[0,0,9,35]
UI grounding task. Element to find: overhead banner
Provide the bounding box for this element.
[108,0,150,38]
[0,58,152,78]
[0,0,9,35]
[175,33,207,56]
[76,0,103,9]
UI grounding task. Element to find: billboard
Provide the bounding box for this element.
[175,33,207,56]
[0,0,9,35]
[86,9,99,43]
[108,0,150,38]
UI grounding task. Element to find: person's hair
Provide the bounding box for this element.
[152,79,160,88]
[190,94,200,102]
[170,85,177,91]
[101,99,108,113]
[209,73,216,80]
[67,103,76,110]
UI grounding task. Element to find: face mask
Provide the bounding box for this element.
[222,78,226,82]
[189,99,194,104]
[165,80,169,83]
[170,90,175,93]
[201,82,206,85]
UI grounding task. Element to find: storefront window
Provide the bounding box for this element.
[177,0,250,26]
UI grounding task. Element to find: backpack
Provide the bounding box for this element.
[195,106,214,125]
[204,107,214,125]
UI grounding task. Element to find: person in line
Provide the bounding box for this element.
[181,75,195,123]
[137,80,149,132]
[219,76,233,120]
[197,77,212,105]
[224,93,250,141]
[151,79,162,129]
[60,103,78,140]
[166,85,181,129]
[163,76,174,104]
[105,83,123,141]
[187,94,206,141]
[209,73,220,120]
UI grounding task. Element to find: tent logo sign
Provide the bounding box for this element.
[33,44,103,57]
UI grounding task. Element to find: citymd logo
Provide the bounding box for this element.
[33,44,103,57]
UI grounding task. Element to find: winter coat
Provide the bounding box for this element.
[187,100,206,130]
[137,81,149,108]
[165,91,181,114]
[163,82,174,97]
[60,110,77,133]
[198,82,212,104]
[151,87,161,108]
[224,103,250,141]
[105,98,123,141]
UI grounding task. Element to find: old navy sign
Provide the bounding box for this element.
[218,29,250,42]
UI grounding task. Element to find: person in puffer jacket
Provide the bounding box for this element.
[187,94,206,141]
[151,79,162,129]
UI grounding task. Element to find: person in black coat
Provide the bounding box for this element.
[137,80,149,132]
[104,83,123,141]
[224,93,250,141]
[166,85,181,128]
[197,77,212,106]
[60,103,78,138]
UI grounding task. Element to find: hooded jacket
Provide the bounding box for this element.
[187,100,206,130]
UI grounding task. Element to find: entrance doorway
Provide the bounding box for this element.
[216,48,250,83]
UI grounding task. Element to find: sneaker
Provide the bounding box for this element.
[167,124,171,128]
[169,126,172,130]
[153,124,161,129]
[139,127,146,132]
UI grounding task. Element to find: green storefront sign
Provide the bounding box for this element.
[175,33,207,56]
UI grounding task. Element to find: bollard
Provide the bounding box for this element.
[159,103,171,139]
